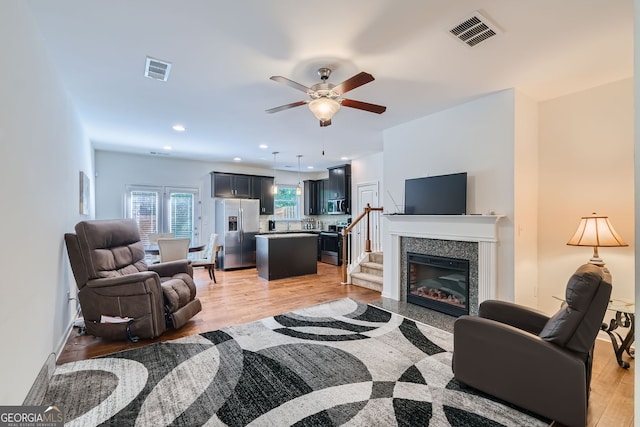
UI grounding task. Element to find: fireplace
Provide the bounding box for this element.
[384,214,503,316]
[407,252,470,317]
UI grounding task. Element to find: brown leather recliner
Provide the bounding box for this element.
[452,264,612,427]
[65,219,202,341]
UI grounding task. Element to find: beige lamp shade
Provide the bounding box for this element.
[567,213,628,265]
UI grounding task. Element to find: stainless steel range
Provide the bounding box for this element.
[319,231,341,265]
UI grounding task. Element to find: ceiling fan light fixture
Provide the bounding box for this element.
[308,98,340,122]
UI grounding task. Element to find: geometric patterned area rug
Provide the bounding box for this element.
[44,298,549,426]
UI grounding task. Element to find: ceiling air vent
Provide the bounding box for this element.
[449,11,501,47]
[144,56,172,81]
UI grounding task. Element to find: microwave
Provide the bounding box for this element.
[327,199,346,215]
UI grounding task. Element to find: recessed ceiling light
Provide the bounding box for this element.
[163,146,172,150]
[307,166,314,169]
[340,156,349,161]
[172,124,186,132]
[259,144,268,149]
[233,157,242,161]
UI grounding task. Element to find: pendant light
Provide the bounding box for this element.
[272,152,279,195]
[296,154,302,196]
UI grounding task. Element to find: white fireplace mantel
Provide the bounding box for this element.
[382,214,504,303]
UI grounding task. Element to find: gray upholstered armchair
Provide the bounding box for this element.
[65,219,202,341]
[452,264,612,427]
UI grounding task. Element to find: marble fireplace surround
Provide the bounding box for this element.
[382,215,503,315]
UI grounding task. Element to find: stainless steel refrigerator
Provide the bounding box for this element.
[215,199,260,270]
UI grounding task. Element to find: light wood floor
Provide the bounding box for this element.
[57,263,634,426]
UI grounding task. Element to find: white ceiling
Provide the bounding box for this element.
[24,0,633,172]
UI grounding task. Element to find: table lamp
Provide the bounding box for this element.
[566,213,628,266]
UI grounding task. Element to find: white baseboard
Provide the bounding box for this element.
[23,309,81,405]
[54,308,82,359]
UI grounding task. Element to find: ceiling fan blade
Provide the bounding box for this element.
[341,98,387,114]
[332,72,375,95]
[270,76,313,94]
[265,100,307,114]
[319,119,332,127]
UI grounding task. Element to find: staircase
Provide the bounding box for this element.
[350,252,383,292]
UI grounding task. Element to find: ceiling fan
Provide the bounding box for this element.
[266,67,386,127]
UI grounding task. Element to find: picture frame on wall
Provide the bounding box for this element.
[79,171,90,215]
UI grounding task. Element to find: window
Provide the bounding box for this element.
[273,185,300,221]
[125,185,199,244]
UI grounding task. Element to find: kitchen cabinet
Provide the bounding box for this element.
[304,179,328,215]
[211,172,274,215]
[304,180,318,215]
[317,179,327,214]
[256,234,318,280]
[327,164,351,213]
[251,176,274,215]
[211,172,251,198]
[327,164,350,200]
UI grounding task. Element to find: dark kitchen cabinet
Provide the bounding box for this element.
[304,179,328,215]
[327,164,351,214]
[211,172,274,215]
[251,176,274,215]
[304,180,318,215]
[316,179,327,214]
[211,172,251,198]
[327,164,350,200]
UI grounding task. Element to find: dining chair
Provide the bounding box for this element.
[191,233,219,283]
[157,238,191,262]
[148,232,175,244]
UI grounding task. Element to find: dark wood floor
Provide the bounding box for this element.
[57,263,634,427]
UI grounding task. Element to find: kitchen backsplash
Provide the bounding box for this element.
[259,214,351,232]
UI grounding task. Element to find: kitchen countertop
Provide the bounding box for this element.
[256,233,318,239]
[258,230,323,234]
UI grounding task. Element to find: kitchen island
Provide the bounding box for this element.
[256,233,318,280]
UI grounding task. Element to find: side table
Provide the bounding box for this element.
[553,296,635,369]
[600,299,635,369]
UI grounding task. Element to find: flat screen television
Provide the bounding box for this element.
[404,172,467,215]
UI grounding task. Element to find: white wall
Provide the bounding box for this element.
[513,91,540,307]
[351,151,384,209]
[383,90,516,300]
[0,2,93,403]
[537,78,635,315]
[352,152,383,187]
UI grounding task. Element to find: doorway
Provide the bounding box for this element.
[354,181,380,257]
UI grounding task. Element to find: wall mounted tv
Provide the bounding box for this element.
[404,172,467,215]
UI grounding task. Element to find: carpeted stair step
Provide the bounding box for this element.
[351,272,383,292]
[360,261,383,277]
[370,252,383,264]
